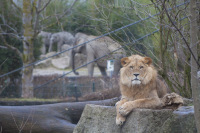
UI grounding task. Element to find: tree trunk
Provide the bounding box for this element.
[21,0,36,98]
[0,98,119,133]
[0,94,184,133]
[190,0,200,132]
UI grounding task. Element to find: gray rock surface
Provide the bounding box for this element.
[73,104,196,133]
[52,57,70,69]
[35,52,58,69]
[183,98,193,106]
[34,58,52,69]
[45,51,59,59]
[35,48,87,69]
[61,44,71,57]
[39,54,46,59]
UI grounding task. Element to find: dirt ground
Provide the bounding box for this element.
[33,67,111,76]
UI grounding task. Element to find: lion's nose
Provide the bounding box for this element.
[134,74,139,77]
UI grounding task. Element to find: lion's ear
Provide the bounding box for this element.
[144,57,152,66]
[121,57,130,67]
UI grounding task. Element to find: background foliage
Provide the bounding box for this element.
[0,0,198,98]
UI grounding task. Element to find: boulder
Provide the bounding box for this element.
[36,52,65,69]
[73,105,196,133]
[40,51,67,59]
[61,44,71,57]
[39,54,46,59]
[52,57,70,69]
[45,52,60,59]
[183,98,193,106]
[34,58,52,69]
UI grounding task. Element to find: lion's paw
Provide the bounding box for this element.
[116,116,126,126]
[119,103,132,116]
[115,101,120,107]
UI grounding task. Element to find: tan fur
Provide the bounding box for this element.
[116,55,167,126]
[161,92,183,110]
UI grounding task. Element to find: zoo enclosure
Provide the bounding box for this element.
[0,1,195,99]
[1,76,120,101]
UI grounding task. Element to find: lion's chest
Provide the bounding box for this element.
[121,86,153,101]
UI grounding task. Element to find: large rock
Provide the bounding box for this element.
[73,105,196,133]
[35,52,58,69]
[52,57,70,69]
[34,58,52,69]
[44,52,60,59]
[36,46,87,69]
[36,52,66,69]
[61,44,71,57]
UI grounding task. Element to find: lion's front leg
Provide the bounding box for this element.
[118,101,134,117]
[115,99,128,126]
[119,98,161,117]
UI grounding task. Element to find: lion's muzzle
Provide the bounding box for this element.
[131,73,141,85]
[131,79,141,85]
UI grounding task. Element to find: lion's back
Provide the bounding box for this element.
[155,78,167,98]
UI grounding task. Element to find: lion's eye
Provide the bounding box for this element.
[130,66,134,69]
[140,66,144,69]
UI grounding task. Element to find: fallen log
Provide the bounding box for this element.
[0,93,186,133]
[0,97,119,133]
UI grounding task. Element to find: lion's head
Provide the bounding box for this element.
[120,55,157,87]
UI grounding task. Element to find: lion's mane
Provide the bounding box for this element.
[119,55,167,101]
[116,55,183,126]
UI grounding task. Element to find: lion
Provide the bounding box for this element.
[115,54,168,126]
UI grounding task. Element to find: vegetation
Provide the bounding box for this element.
[0,0,199,101]
[0,0,200,131]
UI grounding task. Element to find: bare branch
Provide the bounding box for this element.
[11,113,20,131]
[0,77,9,95]
[38,0,52,13]
[0,58,8,68]
[0,35,22,59]
[161,0,200,68]
[10,0,22,12]
[0,45,7,49]
[59,0,79,18]
[40,0,79,31]
[11,110,35,132]
[39,15,53,23]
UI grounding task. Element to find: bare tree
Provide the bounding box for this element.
[0,58,9,95]
[0,0,79,98]
[190,0,200,132]
[86,4,200,132]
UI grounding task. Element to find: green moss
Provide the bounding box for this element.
[22,54,28,62]
[187,103,194,106]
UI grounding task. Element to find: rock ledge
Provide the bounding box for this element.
[73,104,196,133]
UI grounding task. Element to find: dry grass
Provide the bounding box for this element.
[0,88,121,103]
[57,87,121,102]
[1,75,121,101]
[81,87,121,101]
[33,75,120,99]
